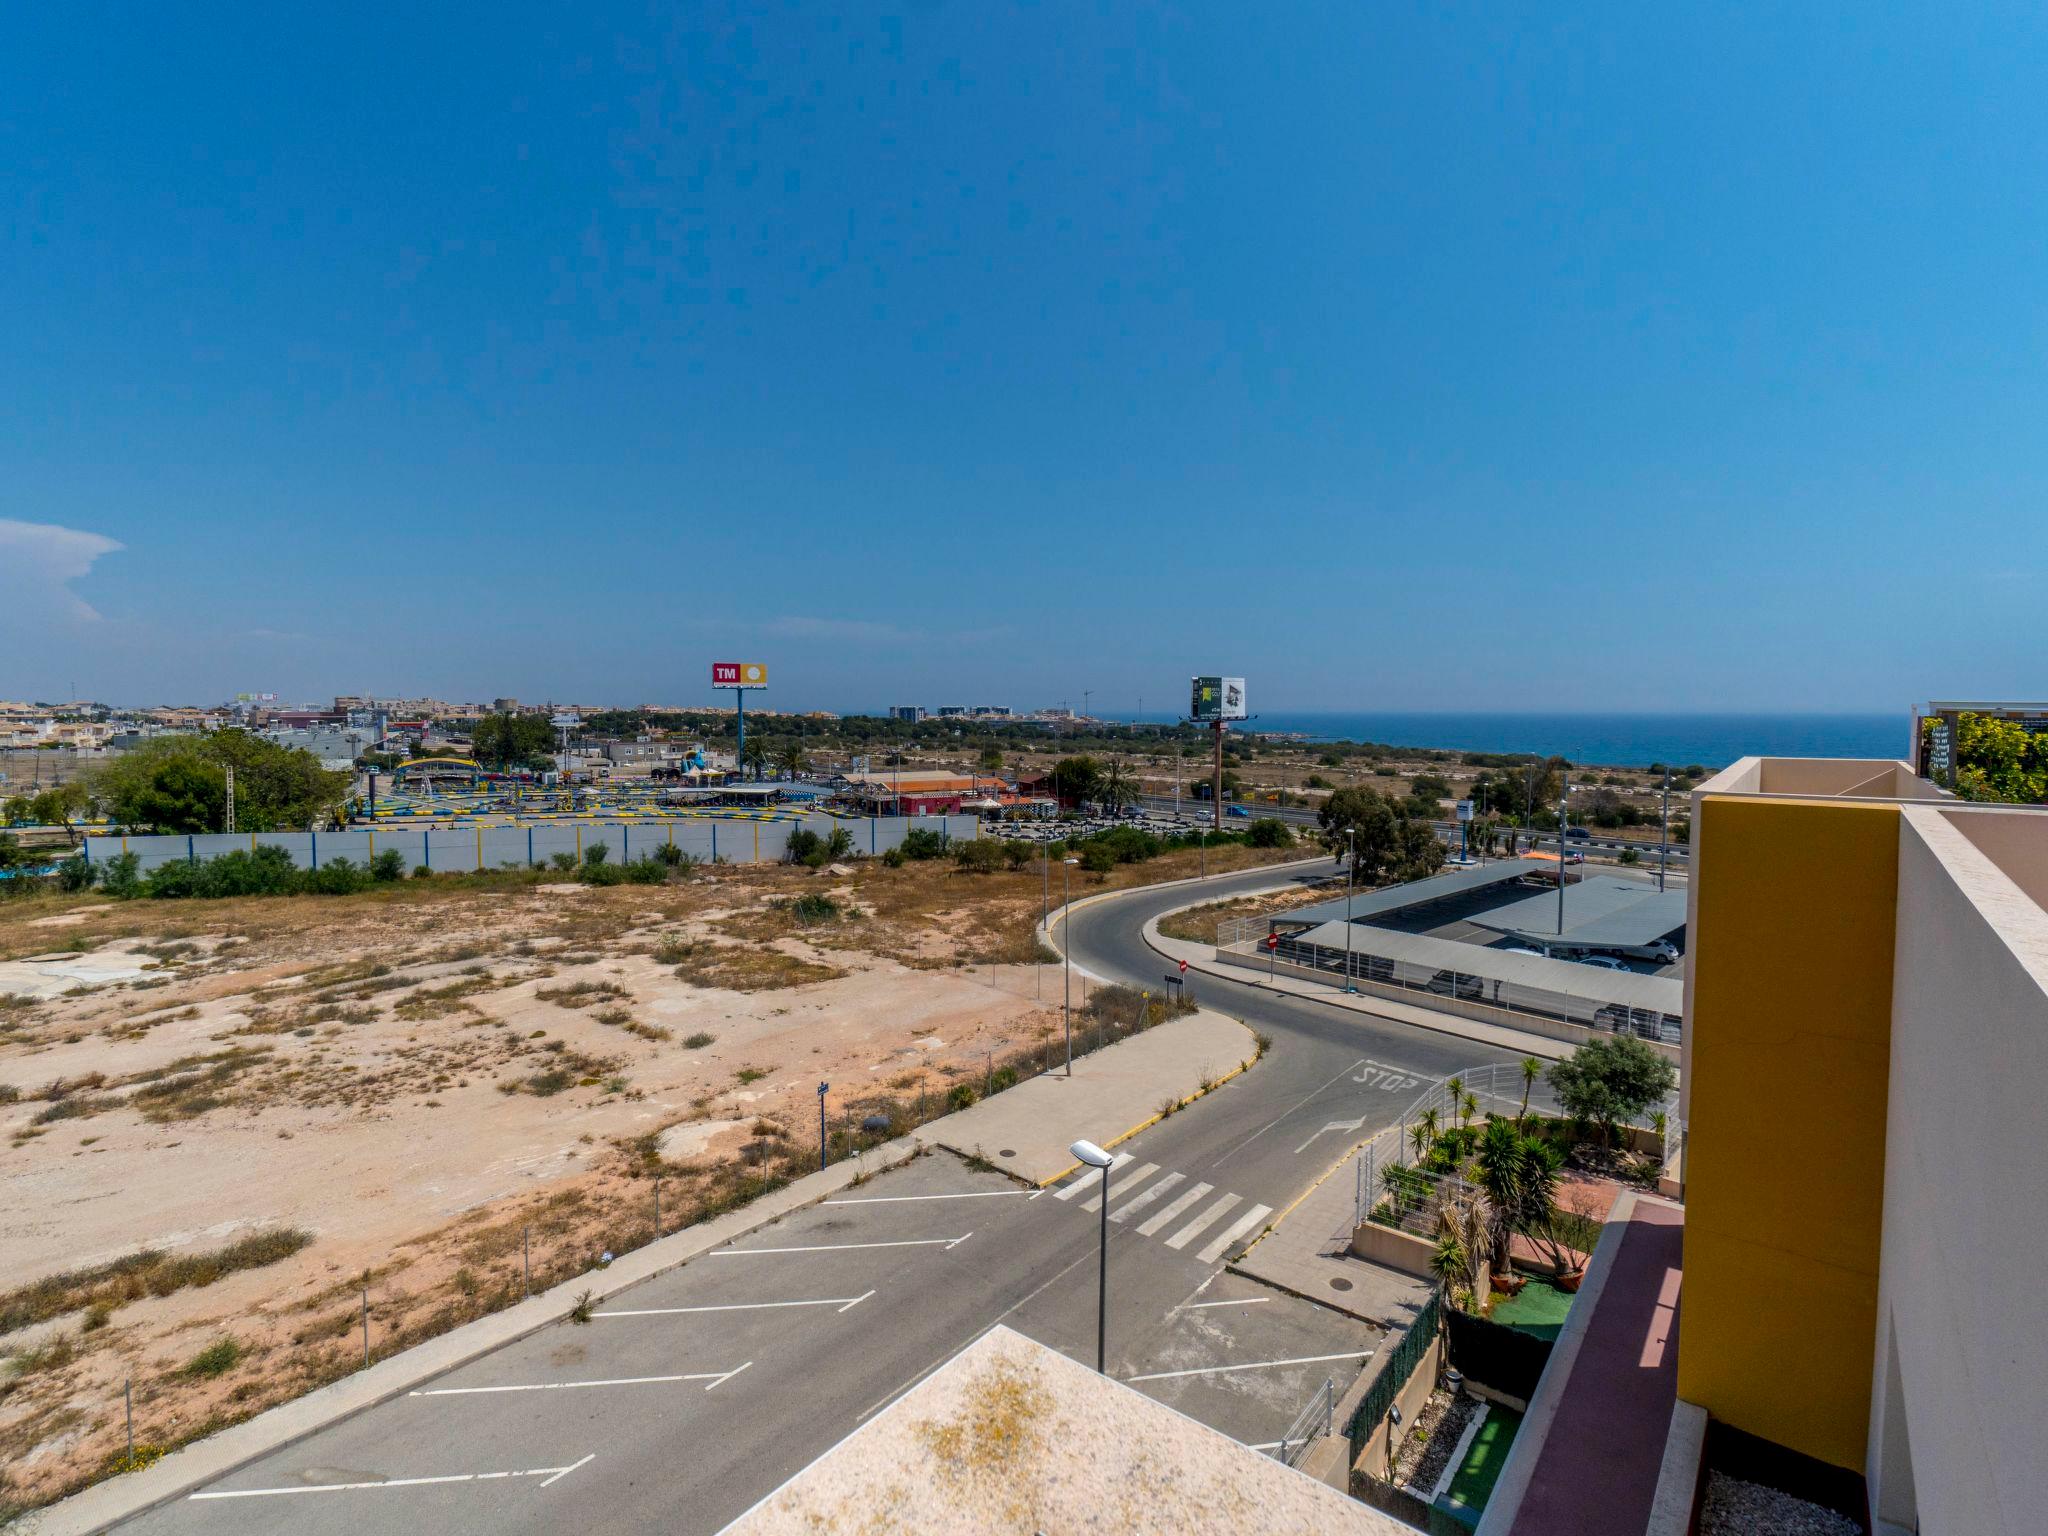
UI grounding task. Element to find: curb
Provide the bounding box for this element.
[1028,1032,1261,1190]
[26,1137,931,1535]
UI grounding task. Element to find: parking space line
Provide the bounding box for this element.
[1052,1152,1130,1200]
[1110,1171,1184,1224]
[704,1360,753,1391]
[1164,1192,1240,1250]
[600,1293,871,1318]
[1080,1161,1160,1212]
[825,1190,1031,1204]
[710,1234,971,1256]
[411,1369,744,1397]
[1196,1203,1273,1265]
[192,1455,595,1501]
[1125,1349,1374,1384]
[1136,1181,1212,1236]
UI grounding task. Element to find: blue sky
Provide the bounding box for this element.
[5,3,2045,713]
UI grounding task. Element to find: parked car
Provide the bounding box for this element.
[1644,939,1681,965]
[1425,969,1484,1000]
[1575,954,1630,972]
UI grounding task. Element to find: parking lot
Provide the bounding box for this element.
[125,1150,1379,1536]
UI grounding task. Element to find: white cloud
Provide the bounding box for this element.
[0,519,124,621]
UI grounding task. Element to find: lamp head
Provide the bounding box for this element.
[1069,1139,1113,1169]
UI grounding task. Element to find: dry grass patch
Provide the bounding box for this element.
[669,944,846,992]
[0,1228,313,1337]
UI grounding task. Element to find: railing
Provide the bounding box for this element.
[1215,913,1266,948]
[1271,1377,1336,1467]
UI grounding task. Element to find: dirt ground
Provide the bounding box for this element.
[0,840,1298,1515]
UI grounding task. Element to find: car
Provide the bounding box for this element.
[1226,804,1251,819]
[1564,826,1592,841]
[1644,939,1681,965]
[1572,954,1630,971]
[1504,947,1548,958]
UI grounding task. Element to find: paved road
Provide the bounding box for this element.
[115,862,1517,1535]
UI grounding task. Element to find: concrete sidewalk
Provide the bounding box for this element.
[916,1009,1260,1185]
[1231,1136,1431,1332]
[26,1013,1258,1536]
[1144,918,1580,1062]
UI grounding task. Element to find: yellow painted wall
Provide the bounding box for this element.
[1679,795,1897,1471]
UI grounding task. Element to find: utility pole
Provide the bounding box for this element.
[1212,718,1225,832]
[1343,827,1357,992]
[223,762,235,835]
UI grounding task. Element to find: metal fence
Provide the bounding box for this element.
[1218,918,1682,1046]
[1270,1377,1337,1467]
[81,814,982,875]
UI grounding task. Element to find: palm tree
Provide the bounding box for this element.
[1445,1077,1465,1133]
[1462,1091,1479,1129]
[1410,1121,1431,1160]
[1429,1233,1467,1302]
[1418,1107,1440,1150]
[1518,1056,1543,1128]
[1099,757,1139,811]
[776,741,808,782]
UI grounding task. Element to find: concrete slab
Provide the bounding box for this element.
[916,1009,1260,1185]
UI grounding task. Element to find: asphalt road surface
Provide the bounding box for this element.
[117,861,1517,1535]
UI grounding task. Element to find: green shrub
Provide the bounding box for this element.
[413,863,433,879]
[302,856,366,895]
[951,838,1006,874]
[790,893,839,925]
[946,1082,976,1111]
[900,827,948,860]
[880,846,906,868]
[56,854,95,892]
[1079,843,1116,874]
[369,849,406,882]
[582,841,610,868]
[183,1337,243,1378]
[1247,817,1293,848]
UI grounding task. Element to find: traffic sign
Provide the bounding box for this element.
[1264,933,1279,951]
[1178,959,1189,974]
[1163,972,1183,988]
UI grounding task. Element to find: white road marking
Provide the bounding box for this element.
[710,1235,971,1256]
[411,1369,741,1397]
[1177,1296,1271,1311]
[538,1453,596,1489]
[704,1360,752,1391]
[825,1190,1030,1204]
[192,1455,596,1501]
[1136,1181,1213,1237]
[1110,1171,1184,1224]
[1293,1116,1370,1156]
[1081,1161,1161,1213]
[1208,1058,1369,1167]
[1125,1349,1374,1383]
[1053,1152,1130,1200]
[600,1294,871,1318]
[1164,1192,1241,1251]
[1196,1203,1273,1264]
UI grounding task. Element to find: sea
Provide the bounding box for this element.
[1110,712,1906,771]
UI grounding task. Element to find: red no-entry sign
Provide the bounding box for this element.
[1264,934,1279,951]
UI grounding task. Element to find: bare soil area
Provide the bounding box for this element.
[0,841,1295,1516]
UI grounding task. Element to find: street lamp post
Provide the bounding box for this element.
[1062,857,1080,1075]
[1342,826,1357,992]
[1070,1139,1115,1372]
[1658,768,1671,893]
[1557,783,1570,935]
[817,1081,830,1171]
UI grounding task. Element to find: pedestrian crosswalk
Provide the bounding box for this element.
[1052,1156,1273,1266]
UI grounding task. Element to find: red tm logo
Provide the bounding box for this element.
[711,663,741,684]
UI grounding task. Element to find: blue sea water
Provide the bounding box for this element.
[1115,712,1906,770]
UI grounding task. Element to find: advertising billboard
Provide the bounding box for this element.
[1189,676,1247,721]
[711,663,769,687]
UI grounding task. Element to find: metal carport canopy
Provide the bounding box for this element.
[1282,920,1683,1014]
[1278,857,1552,928]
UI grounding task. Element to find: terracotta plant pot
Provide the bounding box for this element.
[1557,1268,1585,1293]
[1491,1271,1527,1296]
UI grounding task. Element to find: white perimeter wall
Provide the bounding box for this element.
[1869,807,2048,1534]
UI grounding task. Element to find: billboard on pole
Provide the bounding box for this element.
[1189,676,1247,721]
[712,663,769,687]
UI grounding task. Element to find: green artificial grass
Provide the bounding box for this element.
[1486,1276,1575,1341]
[1443,1405,1523,1517]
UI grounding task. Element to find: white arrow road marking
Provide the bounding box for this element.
[1293,1117,1370,1156]
[191,1454,596,1501]
[1125,1350,1374,1384]
[600,1292,872,1318]
[411,1368,748,1397]
[710,1235,971,1256]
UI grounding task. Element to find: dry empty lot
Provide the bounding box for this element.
[0,839,1296,1516]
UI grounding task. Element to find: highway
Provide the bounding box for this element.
[112,862,1520,1535]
